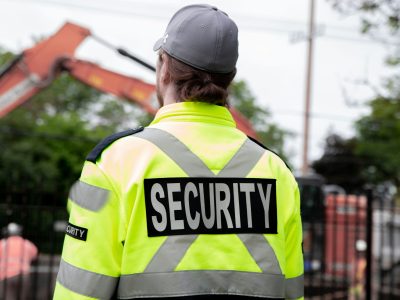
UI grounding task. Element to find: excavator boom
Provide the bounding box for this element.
[0,23,90,117]
[65,58,156,114]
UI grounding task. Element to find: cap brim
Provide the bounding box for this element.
[153,38,163,51]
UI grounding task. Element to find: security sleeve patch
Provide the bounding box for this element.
[144,177,277,237]
[66,222,88,241]
[86,127,144,163]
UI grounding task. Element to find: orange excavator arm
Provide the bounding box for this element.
[65,58,157,114]
[0,22,257,139]
[0,22,157,116]
[0,23,90,117]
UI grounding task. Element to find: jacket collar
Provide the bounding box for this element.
[150,102,236,127]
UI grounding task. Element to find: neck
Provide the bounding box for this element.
[162,84,178,106]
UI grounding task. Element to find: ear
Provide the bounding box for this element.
[159,54,171,84]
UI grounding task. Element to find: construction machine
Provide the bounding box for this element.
[0,22,257,138]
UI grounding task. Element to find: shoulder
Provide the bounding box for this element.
[248,137,298,194]
[247,136,292,172]
[86,127,144,163]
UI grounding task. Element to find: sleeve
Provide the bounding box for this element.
[53,161,125,300]
[284,183,304,300]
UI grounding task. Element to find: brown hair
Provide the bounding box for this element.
[162,51,236,106]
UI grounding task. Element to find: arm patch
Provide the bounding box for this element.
[86,127,144,163]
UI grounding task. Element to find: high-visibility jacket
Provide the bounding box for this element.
[54,102,303,300]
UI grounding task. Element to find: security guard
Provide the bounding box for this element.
[54,4,303,300]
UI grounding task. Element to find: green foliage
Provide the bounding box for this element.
[321,0,400,199]
[311,134,365,193]
[0,48,15,66]
[229,80,293,163]
[355,97,400,188]
[312,98,400,195]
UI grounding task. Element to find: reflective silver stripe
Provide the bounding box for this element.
[135,128,214,177]
[237,234,282,274]
[285,274,304,299]
[135,128,281,279]
[69,181,110,211]
[118,271,285,299]
[145,235,197,272]
[57,259,118,299]
[217,138,265,177]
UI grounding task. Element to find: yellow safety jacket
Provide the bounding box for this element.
[54,102,304,300]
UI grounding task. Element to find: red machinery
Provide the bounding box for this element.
[0,22,257,138]
[324,194,367,277]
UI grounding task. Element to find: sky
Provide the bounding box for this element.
[0,0,393,172]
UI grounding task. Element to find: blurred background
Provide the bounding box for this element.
[0,0,399,299]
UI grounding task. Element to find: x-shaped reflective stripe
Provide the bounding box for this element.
[135,127,282,275]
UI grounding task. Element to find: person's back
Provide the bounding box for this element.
[54,4,303,300]
[107,102,303,299]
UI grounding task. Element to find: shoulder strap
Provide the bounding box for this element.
[86,127,144,163]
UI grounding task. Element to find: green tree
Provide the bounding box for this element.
[311,134,365,193]
[355,97,400,190]
[312,97,400,199]
[319,2,400,197]
[0,48,14,66]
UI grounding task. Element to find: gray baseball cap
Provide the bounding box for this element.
[153,4,238,73]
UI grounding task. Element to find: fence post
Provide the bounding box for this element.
[365,189,373,300]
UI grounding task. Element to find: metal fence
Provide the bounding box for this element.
[1,181,399,299]
[0,189,67,300]
[300,179,400,300]
[373,197,400,299]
